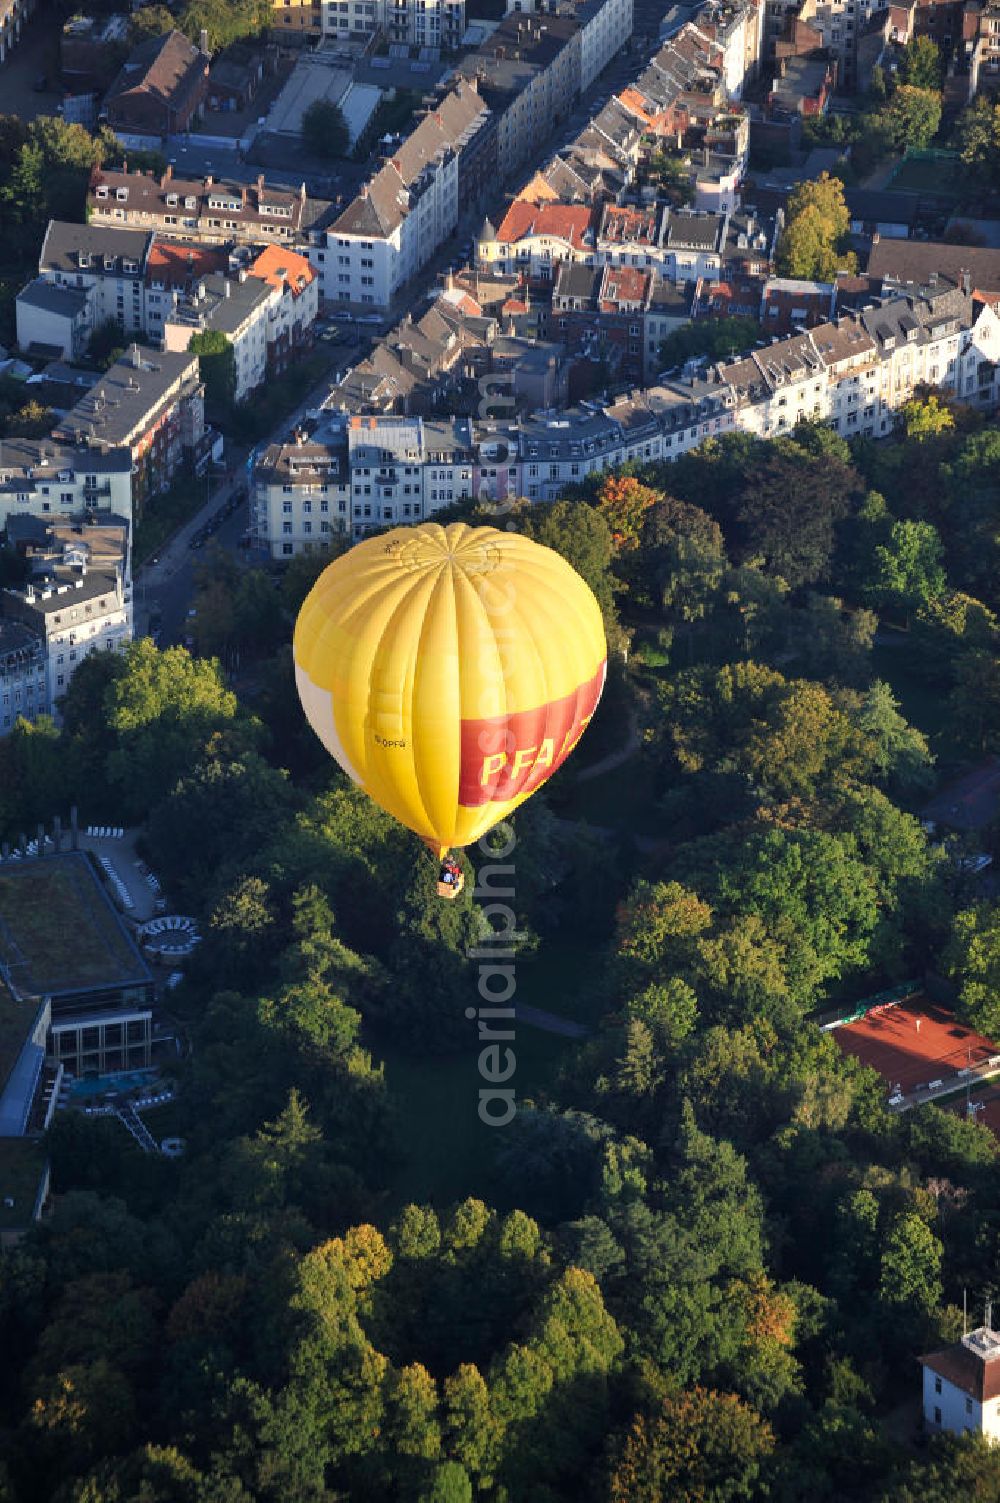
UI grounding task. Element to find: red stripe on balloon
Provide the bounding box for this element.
[458,661,607,808]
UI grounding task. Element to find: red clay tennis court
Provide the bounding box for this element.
[961,1088,1000,1136]
[834,996,1000,1096]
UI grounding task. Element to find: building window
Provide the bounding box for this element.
[935,1377,942,1395]
[966,1397,973,1414]
[934,1407,942,1426]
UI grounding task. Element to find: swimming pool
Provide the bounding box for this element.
[68,1069,160,1100]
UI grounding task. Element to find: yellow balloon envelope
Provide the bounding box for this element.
[293,522,607,856]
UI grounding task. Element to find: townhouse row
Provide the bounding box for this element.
[254,282,1000,556]
[307,0,635,313]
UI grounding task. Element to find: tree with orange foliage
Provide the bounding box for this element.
[606,1383,774,1502]
[595,475,662,549]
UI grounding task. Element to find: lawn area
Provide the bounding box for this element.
[135,473,210,566]
[375,940,595,1214]
[556,754,661,835]
[0,1138,46,1231]
[0,987,39,1097]
[139,1096,187,1142]
[0,854,147,1000]
[515,937,607,1026]
[890,154,962,198]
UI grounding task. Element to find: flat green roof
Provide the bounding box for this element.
[0,852,151,1002]
[0,988,39,1100]
[0,1137,46,1230]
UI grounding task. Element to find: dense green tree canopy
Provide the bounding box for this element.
[776,174,857,280]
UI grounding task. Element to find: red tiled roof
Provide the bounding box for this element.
[249,243,315,297]
[145,239,227,286]
[921,1343,1000,1403]
[618,87,656,125]
[601,204,658,244]
[599,265,651,306]
[495,200,596,251]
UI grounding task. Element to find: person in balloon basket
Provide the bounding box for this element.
[438,856,464,899]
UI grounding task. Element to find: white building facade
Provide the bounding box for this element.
[256,285,1000,553]
[921,1325,1000,1442]
[310,82,489,312]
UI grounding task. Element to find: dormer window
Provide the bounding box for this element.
[95,186,108,200]
[166,193,179,206]
[115,187,128,202]
[184,196,196,209]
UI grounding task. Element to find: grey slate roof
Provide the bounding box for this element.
[16,280,90,318]
[39,222,151,278]
[55,346,199,449]
[168,272,273,336]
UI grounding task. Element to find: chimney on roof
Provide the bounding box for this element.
[962,269,972,295]
[241,185,247,207]
[162,164,172,185]
[206,174,213,187]
[257,173,265,194]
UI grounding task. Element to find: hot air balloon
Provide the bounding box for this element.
[293,521,607,897]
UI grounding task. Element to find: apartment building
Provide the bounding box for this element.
[597,202,670,272]
[482,198,728,282]
[347,415,430,530]
[143,239,230,343]
[694,0,766,95]
[15,280,92,361]
[480,201,598,277]
[693,110,750,213]
[38,223,151,340]
[1,519,132,723]
[311,81,490,310]
[249,245,320,374]
[163,273,274,402]
[54,346,204,509]
[457,13,582,180]
[0,439,133,533]
[0,620,46,734]
[575,0,633,87]
[87,167,330,250]
[767,0,883,88]
[328,0,466,47]
[252,437,351,556]
[273,0,466,46]
[509,0,633,88]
